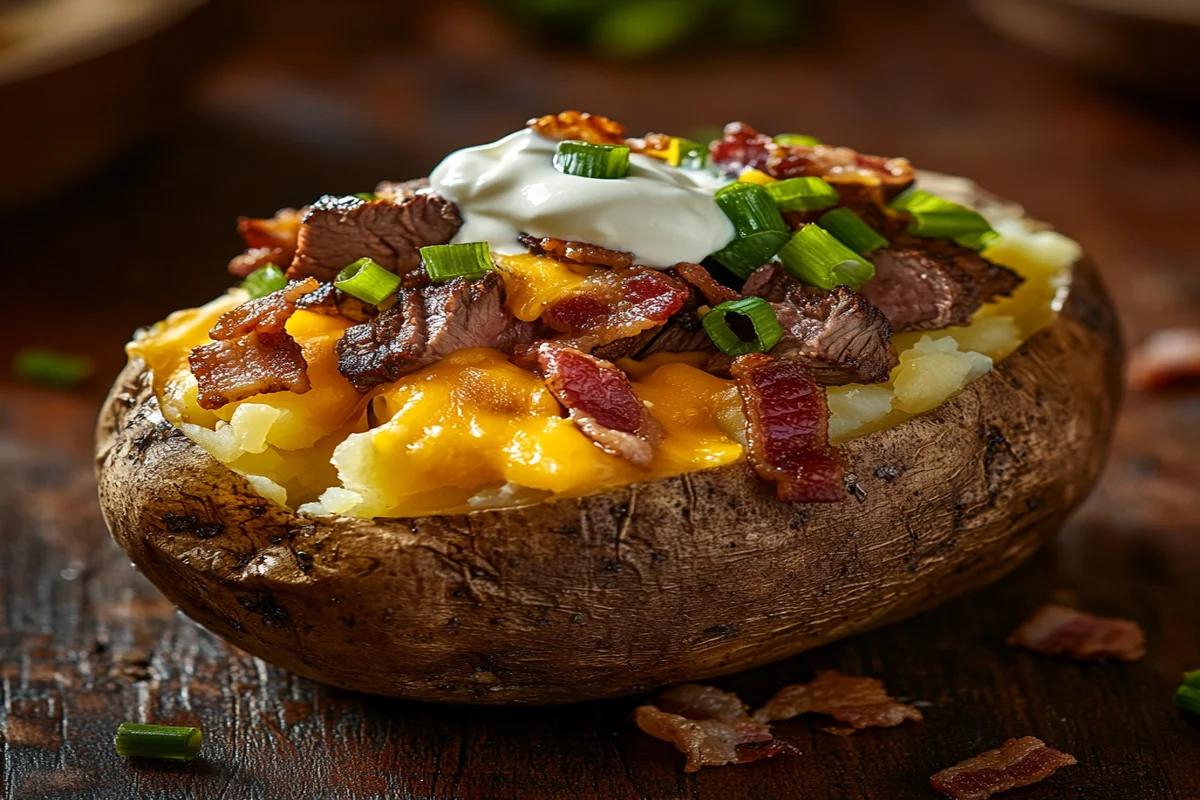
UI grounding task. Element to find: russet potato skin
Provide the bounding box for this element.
[95,248,1122,704]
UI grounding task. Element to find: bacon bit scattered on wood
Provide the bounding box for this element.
[517,233,634,269]
[635,684,799,772]
[930,737,1077,800]
[1007,604,1146,662]
[673,261,740,306]
[730,355,845,503]
[1129,328,1200,391]
[527,110,627,144]
[753,670,923,730]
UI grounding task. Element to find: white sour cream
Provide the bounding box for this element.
[428,128,735,268]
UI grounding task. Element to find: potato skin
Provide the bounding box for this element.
[95,252,1122,705]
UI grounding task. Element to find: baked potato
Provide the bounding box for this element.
[95,115,1121,704]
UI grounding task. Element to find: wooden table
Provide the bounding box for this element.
[2,2,1198,798]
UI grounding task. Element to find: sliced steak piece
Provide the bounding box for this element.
[731,354,843,503]
[335,272,535,392]
[930,737,1077,800]
[228,208,304,278]
[534,342,659,466]
[1006,604,1146,662]
[543,267,690,351]
[741,263,798,303]
[635,684,799,773]
[861,243,1022,333]
[753,670,922,730]
[288,192,462,284]
[518,233,634,269]
[190,278,320,410]
[673,262,740,305]
[294,281,377,324]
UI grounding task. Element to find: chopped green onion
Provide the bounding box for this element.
[115,724,203,761]
[13,348,94,388]
[890,188,993,239]
[818,208,889,254]
[334,257,402,304]
[774,133,821,147]
[710,231,792,279]
[954,229,1001,252]
[778,224,875,290]
[1184,669,1200,689]
[667,137,708,169]
[352,192,378,202]
[553,140,631,179]
[765,177,840,212]
[1176,685,1200,716]
[710,182,791,277]
[421,242,494,283]
[241,264,287,300]
[702,297,784,356]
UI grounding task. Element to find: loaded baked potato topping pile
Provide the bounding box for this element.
[131,111,1081,518]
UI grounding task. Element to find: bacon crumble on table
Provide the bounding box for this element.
[635,684,799,772]
[189,278,320,410]
[753,670,923,730]
[730,354,844,502]
[527,110,627,145]
[1128,327,1200,391]
[930,737,1077,800]
[543,267,691,351]
[1007,604,1146,662]
[517,233,635,270]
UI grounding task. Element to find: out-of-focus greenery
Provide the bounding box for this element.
[499,0,813,58]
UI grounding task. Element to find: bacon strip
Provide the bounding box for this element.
[635,684,799,772]
[930,737,1077,800]
[1007,604,1146,662]
[754,670,922,729]
[535,343,659,466]
[189,279,320,410]
[730,354,844,502]
[228,208,303,278]
[518,233,634,270]
[673,261,740,306]
[543,267,690,351]
[527,110,627,144]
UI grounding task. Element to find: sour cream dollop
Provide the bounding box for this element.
[429,128,735,268]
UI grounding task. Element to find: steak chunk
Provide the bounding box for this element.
[294,282,377,324]
[534,342,659,466]
[518,233,634,269]
[931,737,1077,800]
[288,192,461,284]
[861,242,1022,333]
[754,670,922,730]
[335,272,535,391]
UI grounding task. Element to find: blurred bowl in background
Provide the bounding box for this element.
[970,0,1200,98]
[0,0,229,208]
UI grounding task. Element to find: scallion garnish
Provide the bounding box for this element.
[889,188,994,239]
[553,140,631,179]
[954,229,1001,252]
[765,177,840,212]
[1176,684,1200,715]
[1185,669,1200,688]
[774,133,821,147]
[818,208,889,254]
[13,348,95,388]
[702,297,784,356]
[115,723,203,761]
[710,231,792,279]
[710,182,791,277]
[353,192,378,202]
[778,224,875,290]
[421,242,494,283]
[667,137,708,169]
[334,257,402,304]
[241,264,287,300]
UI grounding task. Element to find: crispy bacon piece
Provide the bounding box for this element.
[673,262,740,306]
[754,670,922,729]
[635,684,799,772]
[294,281,376,324]
[518,233,634,269]
[1007,604,1146,662]
[534,343,659,466]
[930,737,1077,800]
[543,267,690,351]
[711,122,913,191]
[527,110,626,144]
[189,279,319,410]
[627,132,673,157]
[228,208,303,278]
[1129,328,1200,391]
[730,354,844,502]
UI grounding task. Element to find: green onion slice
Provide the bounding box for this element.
[334,257,402,304]
[242,264,287,300]
[710,230,791,279]
[667,137,708,169]
[702,297,784,356]
[115,724,203,761]
[890,188,994,239]
[352,192,378,202]
[954,229,1001,252]
[774,133,821,147]
[765,177,840,212]
[818,208,889,254]
[1176,685,1200,716]
[1184,669,1200,690]
[715,182,788,234]
[778,224,875,290]
[13,348,95,388]
[421,242,494,283]
[553,140,631,179]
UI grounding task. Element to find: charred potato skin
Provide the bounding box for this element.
[96,254,1121,705]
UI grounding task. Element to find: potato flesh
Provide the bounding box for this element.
[131,220,1079,516]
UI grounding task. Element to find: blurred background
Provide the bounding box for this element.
[1,0,1198,391]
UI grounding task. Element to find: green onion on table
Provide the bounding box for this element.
[13,348,95,388]
[1176,670,1200,715]
[114,723,203,761]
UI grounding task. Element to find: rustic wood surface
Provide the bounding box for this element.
[1,1,1198,798]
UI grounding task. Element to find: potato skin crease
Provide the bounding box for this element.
[95,246,1121,704]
